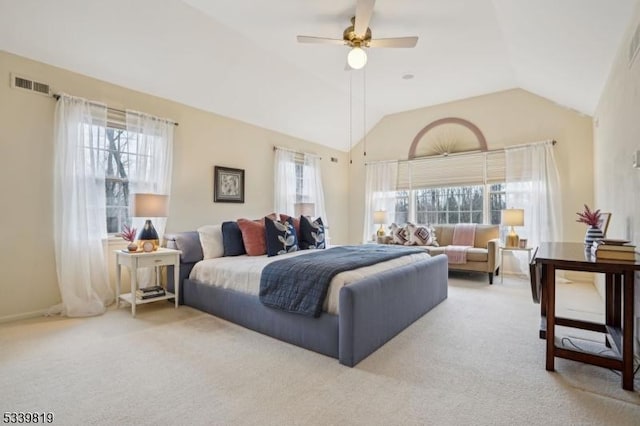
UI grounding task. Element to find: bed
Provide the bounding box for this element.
[165,231,448,366]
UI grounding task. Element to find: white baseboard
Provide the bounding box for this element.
[0,309,49,324]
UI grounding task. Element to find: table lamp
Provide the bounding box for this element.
[294,202,315,218]
[501,208,524,248]
[373,210,388,237]
[133,193,168,251]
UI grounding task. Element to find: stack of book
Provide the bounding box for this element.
[591,240,637,261]
[136,285,166,300]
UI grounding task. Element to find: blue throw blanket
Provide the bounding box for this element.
[259,245,425,317]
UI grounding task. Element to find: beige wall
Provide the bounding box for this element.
[348,88,594,245]
[593,2,640,333]
[0,50,349,321]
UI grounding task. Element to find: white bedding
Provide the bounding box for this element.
[189,248,430,315]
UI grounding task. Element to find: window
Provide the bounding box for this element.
[391,151,507,225]
[295,162,314,204]
[104,127,133,233]
[274,148,327,222]
[393,183,505,225]
[394,190,410,225]
[415,185,483,224]
[86,125,150,234]
[488,183,506,225]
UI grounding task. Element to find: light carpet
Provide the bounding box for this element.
[1,274,639,425]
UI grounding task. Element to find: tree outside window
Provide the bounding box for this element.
[389,183,505,225]
[93,127,148,233]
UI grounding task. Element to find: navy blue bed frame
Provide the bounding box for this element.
[166,232,448,366]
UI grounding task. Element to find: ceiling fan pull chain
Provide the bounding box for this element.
[349,71,353,165]
[363,67,367,157]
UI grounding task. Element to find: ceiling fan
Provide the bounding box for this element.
[296,0,418,69]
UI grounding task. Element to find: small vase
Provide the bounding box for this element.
[584,226,604,248]
[127,242,138,252]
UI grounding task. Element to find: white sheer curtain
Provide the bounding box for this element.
[273,148,327,225]
[126,110,174,286]
[274,149,297,215]
[363,161,398,242]
[506,141,562,272]
[302,154,328,224]
[52,94,114,317]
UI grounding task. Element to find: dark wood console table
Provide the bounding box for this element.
[533,242,638,390]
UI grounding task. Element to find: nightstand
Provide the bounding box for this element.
[115,248,181,317]
[500,246,533,283]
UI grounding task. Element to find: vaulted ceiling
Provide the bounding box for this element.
[0,0,636,151]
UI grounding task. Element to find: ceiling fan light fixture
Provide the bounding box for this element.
[347,46,367,69]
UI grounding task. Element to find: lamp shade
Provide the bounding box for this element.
[501,209,524,227]
[373,210,388,225]
[294,202,315,217]
[133,193,168,218]
[347,47,367,69]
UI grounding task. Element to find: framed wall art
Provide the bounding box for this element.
[597,212,611,236]
[214,166,245,203]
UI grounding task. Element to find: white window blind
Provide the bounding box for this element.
[485,151,506,183]
[397,151,505,190]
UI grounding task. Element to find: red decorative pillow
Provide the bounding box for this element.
[236,219,266,256]
[236,214,279,256]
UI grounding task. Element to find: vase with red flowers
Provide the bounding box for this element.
[118,224,138,252]
[576,204,604,248]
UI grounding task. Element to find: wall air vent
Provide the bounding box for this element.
[630,22,640,68]
[10,73,51,96]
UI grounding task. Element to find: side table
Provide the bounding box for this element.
[500,246,533,283]
[115,248,181,317]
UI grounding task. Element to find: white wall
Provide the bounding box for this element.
[0,50,349,321]
[593,2,640,336]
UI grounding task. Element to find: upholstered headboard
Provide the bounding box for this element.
[165,231,203,263]
[164,231,203,301]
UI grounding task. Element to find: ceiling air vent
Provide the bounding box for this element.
[630,22,640,68]
[10,73,51,96]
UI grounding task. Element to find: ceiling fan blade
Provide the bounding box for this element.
[297,35,346,45]
[368,37,418,48]
[354,0,375,38]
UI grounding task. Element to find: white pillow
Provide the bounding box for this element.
[197,224,224,259]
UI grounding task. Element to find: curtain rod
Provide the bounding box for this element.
[273,145,321,160]
[364,139,556,166]
[52,94,179,126]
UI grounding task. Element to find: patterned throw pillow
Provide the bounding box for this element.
[405,222,439,246]
[390,223,410,245]
[279,213,301,239]
[265,217,299,257]
[299,216,326,249]
[221,221,246,256]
